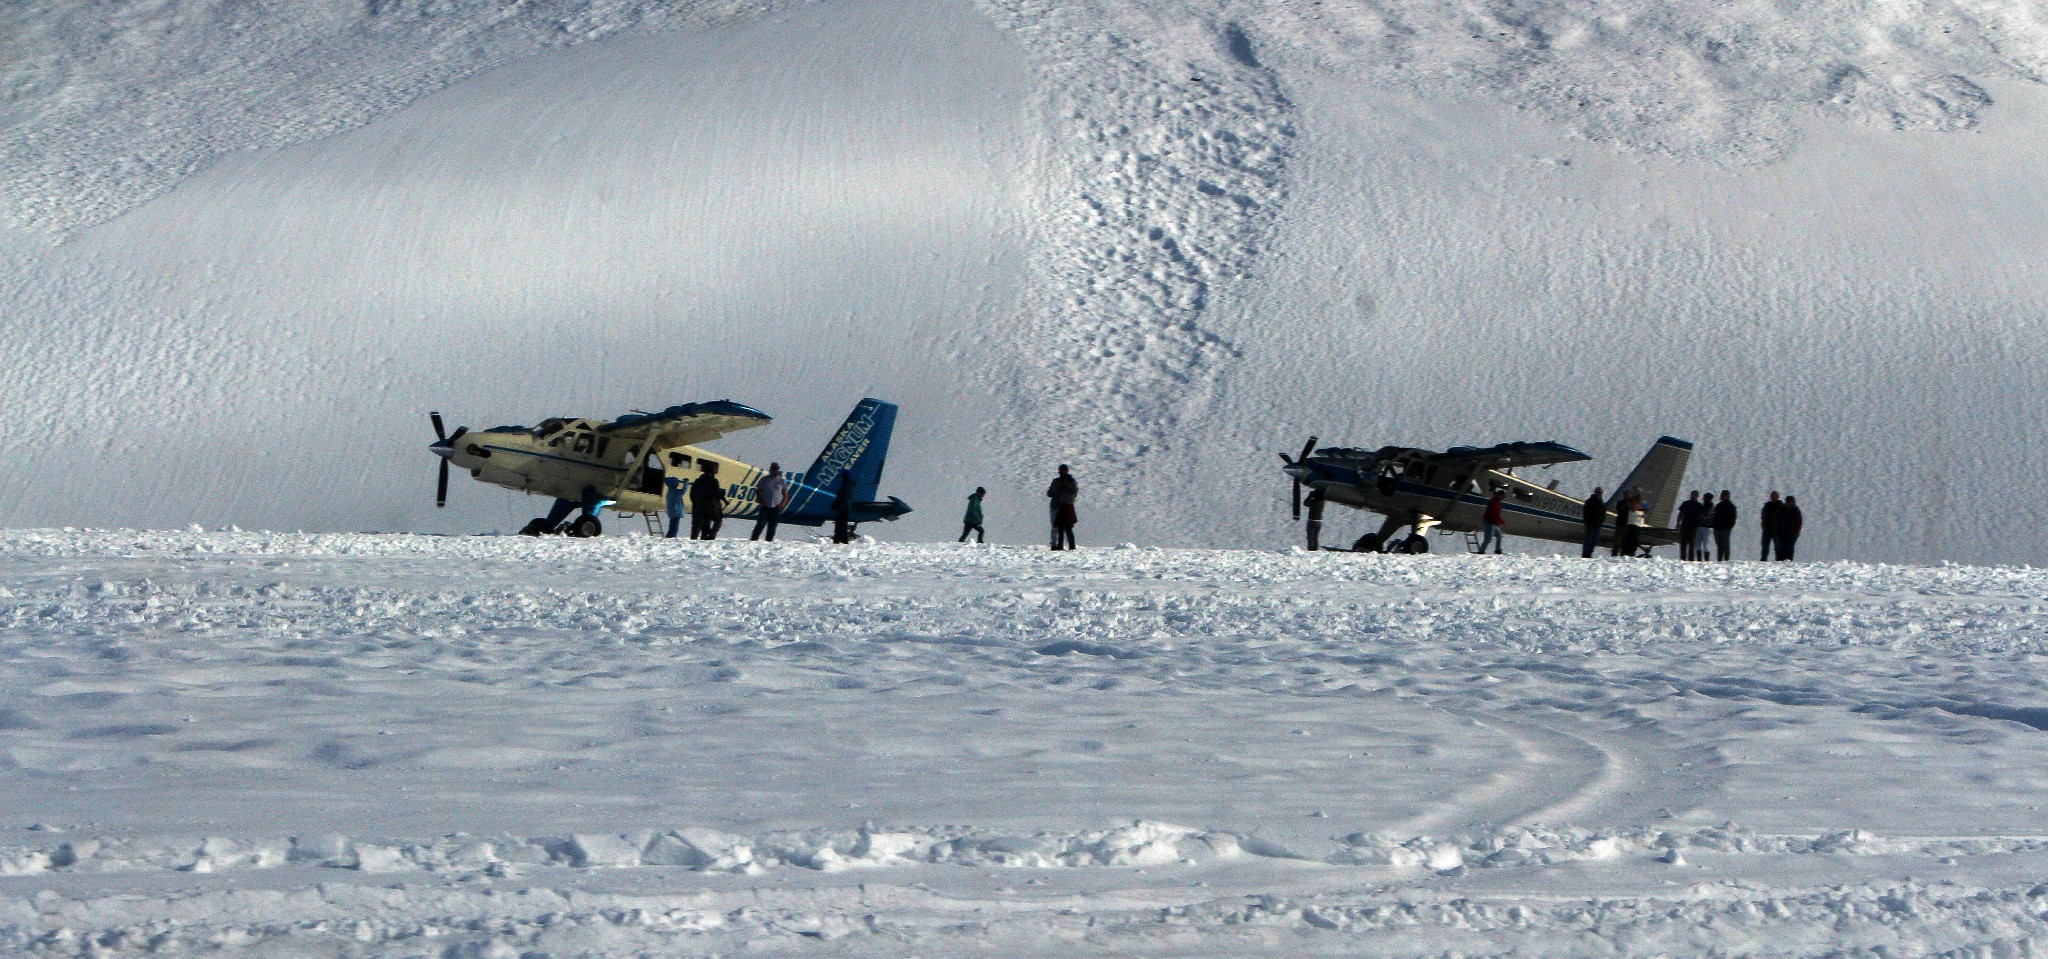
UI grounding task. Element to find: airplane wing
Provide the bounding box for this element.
[1429,441,1592,471]
[598,400,773,448]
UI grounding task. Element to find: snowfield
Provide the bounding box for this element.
[6,530,2048,956]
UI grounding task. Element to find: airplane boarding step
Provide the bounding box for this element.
[1463,530,1484,554]
[641,511,662,536]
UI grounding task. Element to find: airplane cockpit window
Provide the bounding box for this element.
[533,419,567,439]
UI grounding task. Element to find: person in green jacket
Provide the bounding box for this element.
[959,487,986,544]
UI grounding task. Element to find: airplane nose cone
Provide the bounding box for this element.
[429,441,454,459]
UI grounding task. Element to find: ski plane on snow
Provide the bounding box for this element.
[429,398,911,537]
[1278,435,1693,555]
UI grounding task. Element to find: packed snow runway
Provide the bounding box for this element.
[5,531,2048,956]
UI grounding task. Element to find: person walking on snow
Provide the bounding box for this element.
[1047,465,1078,551]
[1711,490,1737,562]
[831,472,855,544]
[1676,490,1704,561]
[1760,491,1783,561]
[1775,495,1804,560]
[750,462,789,542]
[960,487,986,544]
[1580,487,1606,558]
[1479,489,1507,555]
[689,461,726,540]
[663,452,689,539]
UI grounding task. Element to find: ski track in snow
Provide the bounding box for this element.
[6,530,2048,955]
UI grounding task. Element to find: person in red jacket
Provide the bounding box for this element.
[1775,495,1804,560]
[1478,489,1507,555]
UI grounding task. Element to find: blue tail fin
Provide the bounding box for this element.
[802,399,897,503]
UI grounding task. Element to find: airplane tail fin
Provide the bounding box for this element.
[1618,436,1693,528]
[802,398,897,502]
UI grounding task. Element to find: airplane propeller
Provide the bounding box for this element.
[430,411,468,509]
[1281,436,1318,520]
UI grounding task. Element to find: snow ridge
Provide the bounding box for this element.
[979,2,1295,474]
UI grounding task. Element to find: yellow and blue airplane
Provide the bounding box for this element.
[429,398,910,537]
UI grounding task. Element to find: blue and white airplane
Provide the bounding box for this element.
[429,398,911,537]
[1280,435,1693,554]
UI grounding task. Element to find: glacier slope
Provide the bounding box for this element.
[0,0,2045,559]
[0,0,1036,539]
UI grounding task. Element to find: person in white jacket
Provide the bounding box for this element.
[751,463,790,542]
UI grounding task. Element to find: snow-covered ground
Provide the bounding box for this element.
[2,0,2047,562]
[6,530,2048,955]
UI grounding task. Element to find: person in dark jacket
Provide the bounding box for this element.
[831,472,855,544]
[1676,491,1704,561]
[1613,489,1630,557]
[688,462,726,540]
[959,487,986,544]
[1775,495,1803,560]
[1711,490,1737,562]
[1610,489,1638,557]
[1046,465,1078,551]
[1479,489,1507,554]
[1581,487,1606,558]
[1759,491,1783,560]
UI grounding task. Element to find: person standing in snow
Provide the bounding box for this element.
[1775,495,1804,560]
[1676,491,1704,561]
[689,461,726,540]
[1610,489,1638,557]
[959,487,986,544]
[1760,491,1784,561]
[1694,509,1713,562]
[1047,465,1078,551]
[750,462,789,542]
[1580,487,1606,558]
[831,472,856,544]
[1711,490,1737,562]
[1479,488,1507,555]
[663,453,690,539]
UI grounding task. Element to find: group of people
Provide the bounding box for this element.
[670,459,1801,559]
[958,464,1080,550]
[1543,486,1803,560]
[1670,490,1740,561]
[1665,489,1805,561]
[661,458,861,544]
